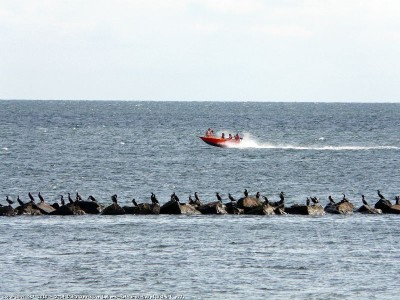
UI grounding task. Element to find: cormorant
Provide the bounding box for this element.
[216,192,222,202]
[195,192,200,201]
[256,192,260,199]
[76,192,82,201]
[17,195,24,206]
[311,196,319,205]
[151,193,159,204]
[244,189,249,197]
[262,196,269,205]
[60,195,65,206]
[132,198,138,207]
[306,197,310,206]
[279,192,285,204]
[28,192,35,203]
[342,193,349,203]
[88,195,97,202]
[6,196,14,205]
[328,195,336,205]
[67,193,74,204]
[38,192,44,203]
[111,194,118,204]
[228,193,236,202]
[188,195,194,205]
[396,196,400,205]
[362,195,369,206]
[377,190,385,200]
[171,192,180,203]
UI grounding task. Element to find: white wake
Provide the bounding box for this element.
[226,133,400,151]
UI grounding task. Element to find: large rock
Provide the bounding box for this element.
[15,202,42,215]
[0,206,16,216]
[51,203,86,215]
[286,204,325,215]
[36,202,56,214]
[102,203,125,215]
[375,199,400,214]
[245,203,276,215]
[225,202,244,215]
[197,201,227,214]
[76,201,103,214]
[124,203,160,215]
[324,201,354,214]
[357,205,382,214]
[237,197,263,211]
[160,201,200,215]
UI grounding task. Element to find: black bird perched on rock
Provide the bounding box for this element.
[256,192,260,199]
[38,192,45,203]
[279,192,285,204]
[263,196,269,205]
[244,189,249,197]
[17,195,24,206]
[132,198,138,207]
[151,193,159,204]
[88,195,97,202]
[377,190,385,200]
[195,192,200,201]
[76,192,82,201]
[60,195,65,206]
[328,195,336,205]
[6,196,14,205]
[28,192,35,203]
[306,197,310,206]
[188,195,194,205]
[111,194,118,204]
[311,196,319,205]
[362,195,369,206]
[216,192,222,202]
[228,193,236,202]
[342,193,349,203]
[67,193,74,204]
[171,192,180,203]
[396,196,400,205]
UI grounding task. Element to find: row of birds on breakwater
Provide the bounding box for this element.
[1,189,399,216]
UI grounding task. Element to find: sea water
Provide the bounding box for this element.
[0,101,399,299]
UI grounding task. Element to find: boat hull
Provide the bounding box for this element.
[200,136,241,148]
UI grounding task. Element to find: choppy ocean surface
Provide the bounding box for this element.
[1,100,400,299]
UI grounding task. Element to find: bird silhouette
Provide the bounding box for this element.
[17,195,24,206]
[151,193,159,204]
[28,192,35,203]
[256,192,260,199]
[111,194,118,204]
[38,192,45,203]
[88,195,97,202]
[362,195,369,206]
[68,193,74,204]
[6,196,14,205]
[216,192,222,202]
[328,195,336,205]
[132,198,138,207]
[377,190,385,200]
[244,189,248,197]
[228,193,236,202]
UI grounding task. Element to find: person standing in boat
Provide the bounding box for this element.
[221,133,225,139]
[235,133,240,140]
[228,134,233,139]
[205,128,212,136]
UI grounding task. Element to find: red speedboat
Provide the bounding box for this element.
[200,135,242,148]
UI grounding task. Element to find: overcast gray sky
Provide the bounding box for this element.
[1,0,400,102]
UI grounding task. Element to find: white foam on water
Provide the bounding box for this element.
[227,133,400,151]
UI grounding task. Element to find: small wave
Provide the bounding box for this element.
[227,134,400,151]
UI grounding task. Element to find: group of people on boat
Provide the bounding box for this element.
[205,128,241,140]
